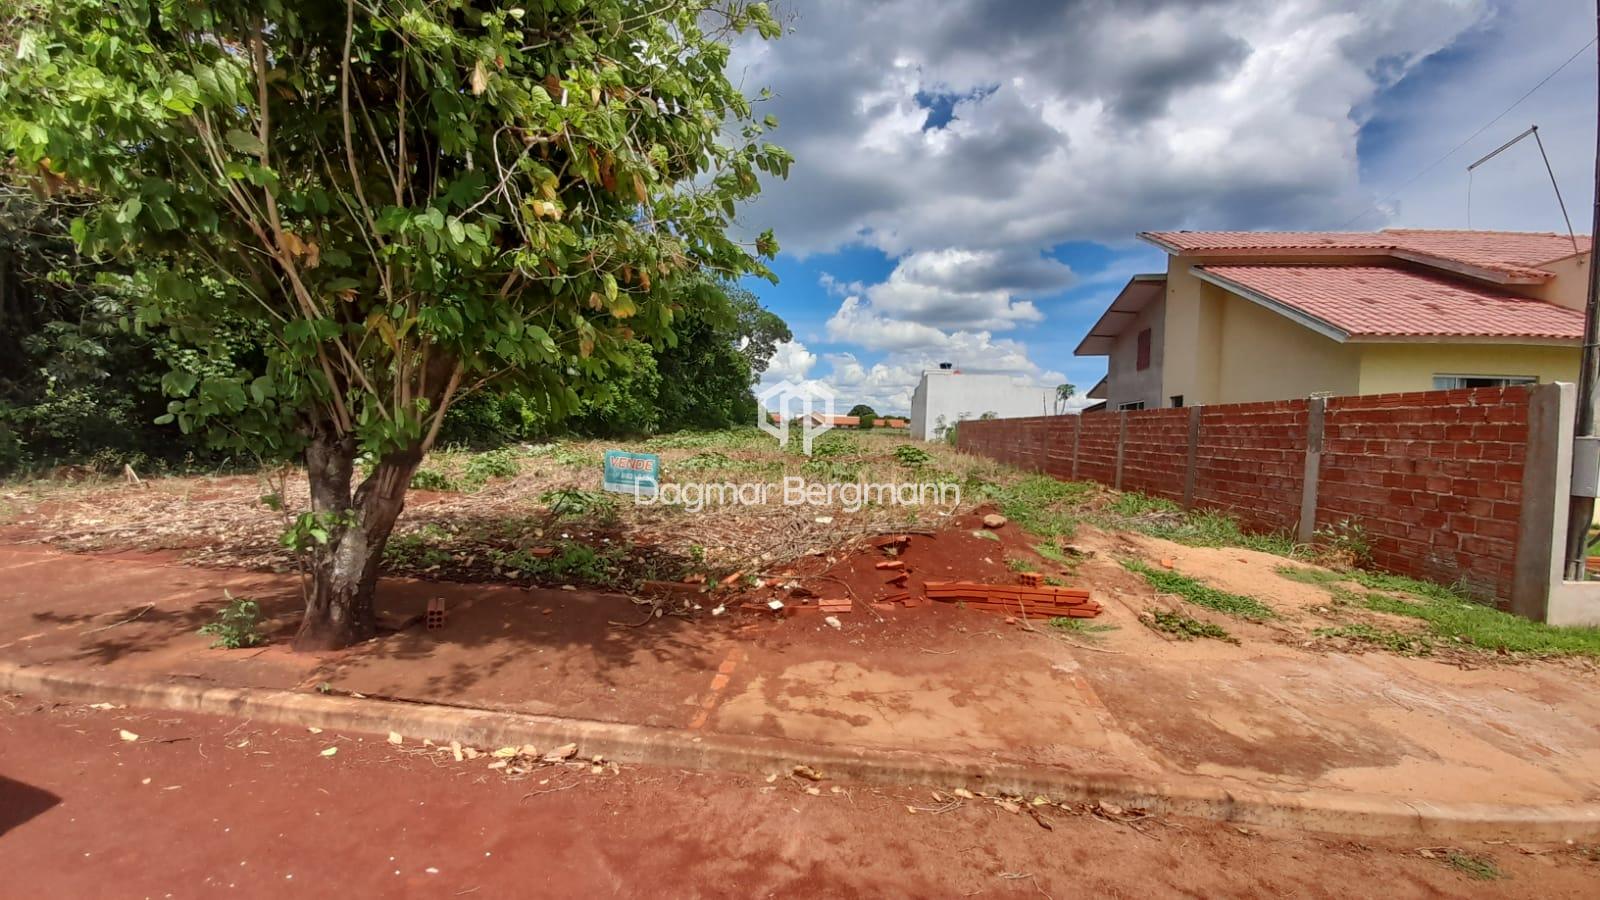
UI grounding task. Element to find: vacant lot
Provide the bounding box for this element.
[5,427,1599,665]
[6,427,1600,830]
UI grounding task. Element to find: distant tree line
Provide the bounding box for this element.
[0,185,789,474]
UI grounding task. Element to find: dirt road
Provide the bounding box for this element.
[2,698,1596,898]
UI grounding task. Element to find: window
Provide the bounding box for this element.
[1117,400,1145,411]
[1432,374,1538,390]
[1170,395,1184,408]
[1135,328,1152,371]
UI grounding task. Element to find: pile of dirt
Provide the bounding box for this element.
[731,506,1081,617]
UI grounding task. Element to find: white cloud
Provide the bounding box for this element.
[735,0,1491,257]
[819,299,1067,413]
[735,0,1592,416]
[762,339,818,383]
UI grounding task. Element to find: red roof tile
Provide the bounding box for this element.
[1384,229,1589,275]
[1199,265,1583,342]
[1142,229,1588,281]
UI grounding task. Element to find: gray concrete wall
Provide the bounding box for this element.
[1104,294,1166,409]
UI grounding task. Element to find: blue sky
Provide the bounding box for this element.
[727,0,1598,415]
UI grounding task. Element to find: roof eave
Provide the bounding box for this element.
[1137,231,1185,254]
[1072,273,1167,357]
[1344,334,1581,347]
[1387,249,1551,285]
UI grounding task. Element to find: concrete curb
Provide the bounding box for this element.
[6,663,1599,841]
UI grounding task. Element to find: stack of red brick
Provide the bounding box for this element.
[923,580,1102,619]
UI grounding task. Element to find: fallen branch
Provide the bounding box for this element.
[83,604,154,634]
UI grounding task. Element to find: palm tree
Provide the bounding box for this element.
[1053,382,1076,415]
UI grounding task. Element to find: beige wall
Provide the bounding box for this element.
[1155,253,1584,404]
[1159,260,1223,404]
[1214,290,1361,401]
[1523,253,1590,311]
[1356,343,1578,394]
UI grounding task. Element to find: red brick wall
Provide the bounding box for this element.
[1120,409,1189,502]
[1318,387,1529,599]
[1075,412,1120,485]
[1194,400,1308,533]
[956,386,1535,604]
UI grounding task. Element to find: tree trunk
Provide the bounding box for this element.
[293,430,422,651]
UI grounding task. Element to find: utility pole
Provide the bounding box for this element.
[1562,0,1600,580]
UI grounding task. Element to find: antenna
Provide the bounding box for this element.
[1466,124,1579,251]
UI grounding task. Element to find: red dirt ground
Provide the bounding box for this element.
[5,697,1599,898]
[743,506,1053,613]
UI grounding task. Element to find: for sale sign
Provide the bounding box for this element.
[602,450,660,495]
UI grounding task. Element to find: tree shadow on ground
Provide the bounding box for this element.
[320,559,742,726]
[0,776,61,837]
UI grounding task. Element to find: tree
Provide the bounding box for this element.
[1054,382,1077,415]
[0,176,242,472]
[1,0,788,648]
[728,281,790,379]
[653,278,785,430]
[846,403,877,429]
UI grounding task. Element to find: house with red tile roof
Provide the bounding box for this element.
[1074,229,1590,410]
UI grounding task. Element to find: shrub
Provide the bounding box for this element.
[409,468,458,492]
[892,444,932,467]
[539,488,616,519]
[1313,518,1372,568]
[198,592,267,649]
[462,447,520,487]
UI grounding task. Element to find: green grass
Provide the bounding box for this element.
[486,541,627,586]
[1274,564,1345,586]
[979,475,1096,540]
[1361,589,1600,657]
[1123,559,1276,620]
[1049,618,1118,637]
[461,447,520,486]
[639,428,769,452]
[1035,542,1072,566]
[1313,623,1432,656]
[539,488,616,520]
[1106,491,1180,518]
[1277,565,1600,658]
[1099,493,1298,556]
[409,467,458,492]
[1146,609,1235,642]
[1004,556,1033,573]
[1442,851,1501,881]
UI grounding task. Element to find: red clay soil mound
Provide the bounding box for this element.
[736,505,1069,615]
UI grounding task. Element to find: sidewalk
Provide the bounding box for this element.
[5,541,1600,826]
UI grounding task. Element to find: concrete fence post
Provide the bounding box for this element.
[1512,383,1565,620]
[1297,399,1326,545]
[1114,411,1128,491]
[1182,406,1202,509]
[1071,415,1082,480]
[1037,418,1048,473]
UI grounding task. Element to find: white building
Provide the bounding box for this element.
[908,366,1059,441]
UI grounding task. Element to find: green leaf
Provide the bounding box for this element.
[162,371,198,396]
[225,129,265,156]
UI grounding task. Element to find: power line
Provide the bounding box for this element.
[1340,34,1597,229]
